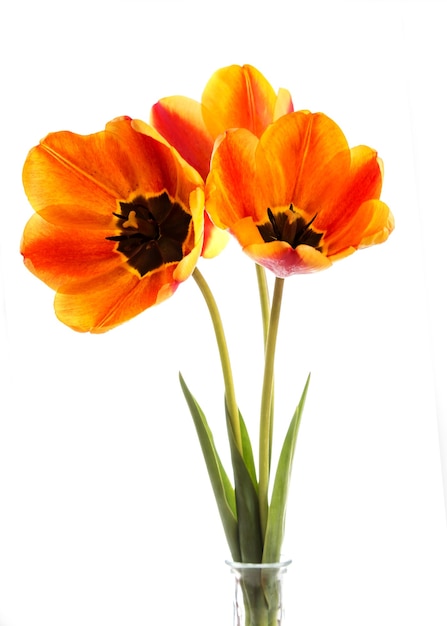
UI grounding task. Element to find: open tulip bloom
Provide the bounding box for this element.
[21,65,394,570]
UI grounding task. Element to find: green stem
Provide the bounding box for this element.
[192,267,243,454]
[255,263,274,469]
[258,277,285,539]
[255,263,270,346]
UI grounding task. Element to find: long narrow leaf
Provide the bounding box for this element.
[262,374,310,564]
[239,409,258,490]
[226,405,263,564]
[179,373,241,561]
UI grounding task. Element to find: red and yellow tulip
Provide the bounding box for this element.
[206,110,394,277]
[150,64,294,180]
[21,116,205,333]
[150,64,294,262]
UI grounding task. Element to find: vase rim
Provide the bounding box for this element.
[225,558,292,569]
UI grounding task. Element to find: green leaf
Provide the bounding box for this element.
[239,409,258,490]
[226,404,263,564]
[262,374,310,564]
[179,373,241,561]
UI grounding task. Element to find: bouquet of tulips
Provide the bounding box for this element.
[21,64,393,573]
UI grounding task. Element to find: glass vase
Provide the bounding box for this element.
[226,559,291,626]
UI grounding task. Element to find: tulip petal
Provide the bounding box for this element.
[202,64,284,139]
[22,132,124,219]
[201,213,230,259]
[206,129,260,228]
[244,241,332,277]
[358,199,395,248]
[319,145,384,241]
[150,97,214,180]
[273,87,294,120]
[256,112,350,214]
[54,263,178,333]
[23,117,200,223]
[21,213,119,289]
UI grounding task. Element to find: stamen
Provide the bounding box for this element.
[122,210,138,230]
[304,213,318,230]
[106,233,143,242]
[267,207,281,240]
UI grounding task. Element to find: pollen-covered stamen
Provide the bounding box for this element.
[122,210,139,230]
[106,192,192,277]
[258,204,323,251]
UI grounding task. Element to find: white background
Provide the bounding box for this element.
[1,1,447,624]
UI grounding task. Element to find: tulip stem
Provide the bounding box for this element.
[256,263,275,467]
[259,276,285,540]
[192,267,243,454]
[256,263,270,345]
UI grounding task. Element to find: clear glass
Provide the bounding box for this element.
[226,559,291,626]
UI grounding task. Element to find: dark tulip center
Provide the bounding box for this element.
[257,204,323,250]
[106,192,192,277]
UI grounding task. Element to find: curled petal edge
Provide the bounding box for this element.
[243,241,333,278]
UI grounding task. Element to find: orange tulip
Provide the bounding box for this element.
[205,111,394,277]
[150,64,294,180]
[151,65,293,260]
[21,116,205,333]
